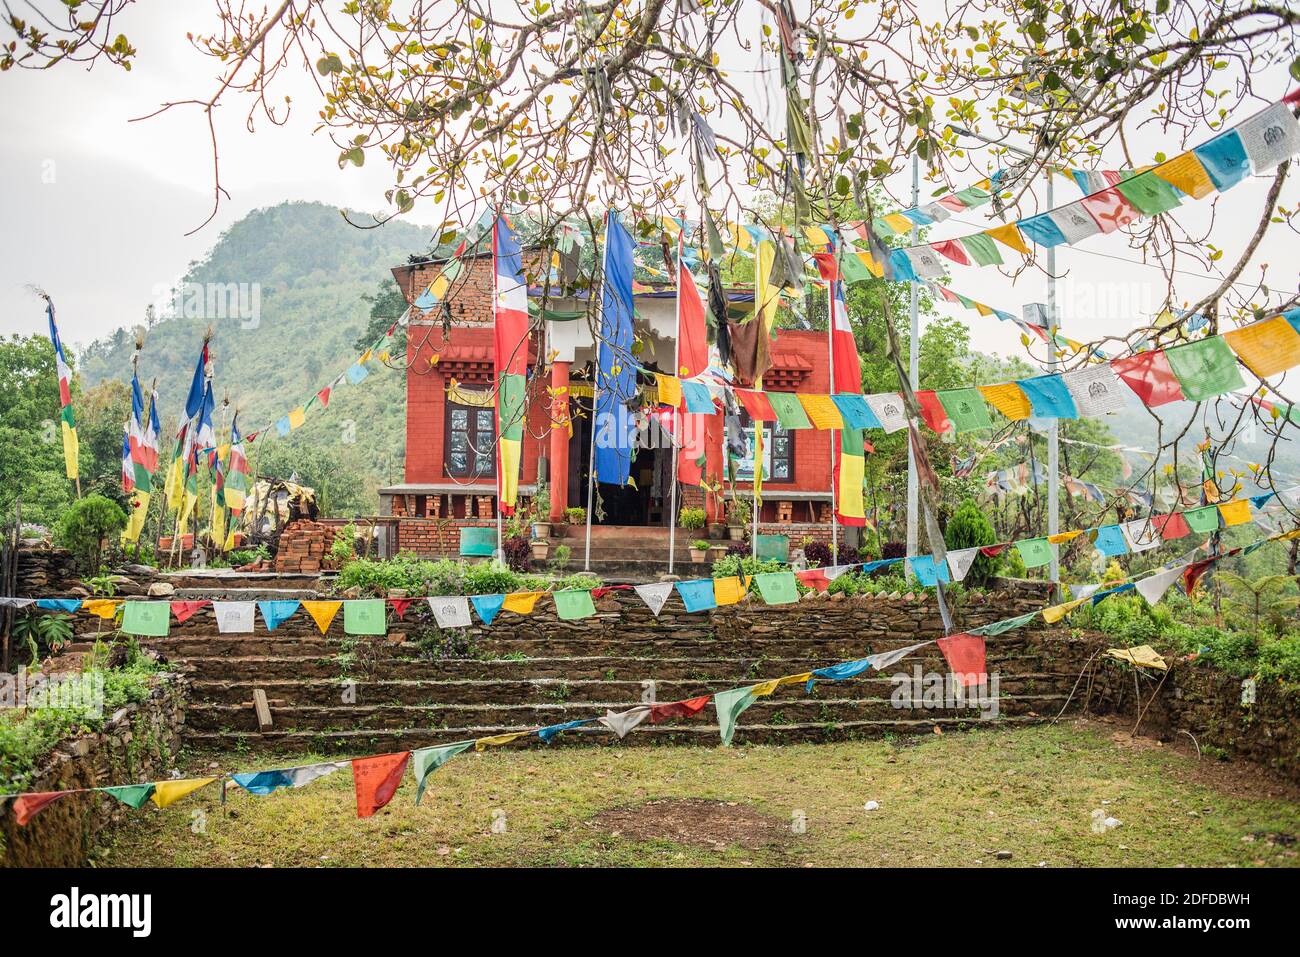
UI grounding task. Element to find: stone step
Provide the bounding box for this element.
[173,651,1049,682]
[185,692,1064,733]
[185,714,1051,753]
[187,672,1065,707]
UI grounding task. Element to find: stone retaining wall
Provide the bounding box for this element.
[1043,634,1300,784]
[0,673,189,868]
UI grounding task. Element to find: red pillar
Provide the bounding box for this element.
[704,412,724,524]
[548,360,571,524]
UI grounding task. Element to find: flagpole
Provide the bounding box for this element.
[584,211,610,573]
[492,211,504,564]
[668,232,683,575]
[826,275,838,564]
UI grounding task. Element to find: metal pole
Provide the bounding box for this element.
[584,212,609,572]
[826,276,838,563]
[905,154,920,557]
[493,219,504,564]
[668,232,682,575]
[1046,171,1060,595]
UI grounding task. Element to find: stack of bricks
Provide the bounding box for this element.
[273,521,339,573]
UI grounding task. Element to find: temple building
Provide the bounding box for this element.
[377,249,846,559]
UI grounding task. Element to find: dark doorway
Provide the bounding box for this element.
[568,393,671,526]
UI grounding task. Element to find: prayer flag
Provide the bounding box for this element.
[343,599,386,635]
[352,752,410,818]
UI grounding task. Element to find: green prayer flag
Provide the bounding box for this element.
[553,589,596,621]
[838,252,873,282]
[1015,537,1054,569]
[1115,171,1182,215]
[954,186,990,207]
[343,599,387,636]
[970,611,1039,637]
[765,392,812,429]
[755,571,799,605]
[1163,337,1244,401]
[460,526,496,557]
[754,534,789,562]
[498,373,526,442]
[959,233,1003,267]
[713,686,759,746]
[936,388,992,433]
[412,741,474,804]
[121,601,170,637]
[1183,505,1221,534]
[100,783,155,808]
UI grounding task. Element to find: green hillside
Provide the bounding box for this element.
[78,201,431,515]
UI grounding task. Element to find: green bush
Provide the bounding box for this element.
[943,499,998,588]
[334,553,602,598]
[53,494,127,572]
[711,554,784,579]
[679,507,706,530]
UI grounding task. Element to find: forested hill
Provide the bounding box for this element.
[78,201,431,513]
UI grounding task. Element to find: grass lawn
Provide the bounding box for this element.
[96,720,1300,867]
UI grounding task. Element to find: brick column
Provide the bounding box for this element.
[548,360,571,524]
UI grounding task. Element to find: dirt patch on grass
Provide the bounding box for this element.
[590,798,792,851]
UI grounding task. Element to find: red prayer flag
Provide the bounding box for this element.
[1153,512,1191,540]
[676,237,709,379]
[388,598,414,620]
[979,544,1008,557]
[352,751,411,818]
[737,389,777,422]
[1111,351,1185,407]
[170,600,210,623]
[1183,559,1216,596]
[915,390,952,434]
[13,790,72,826]
[795,568,831,592]
[649,694,711,724]
[316,387,331,408]
[937,633,987,688]
[930,240,970,266]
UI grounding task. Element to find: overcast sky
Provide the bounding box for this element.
[1,2,1296,362]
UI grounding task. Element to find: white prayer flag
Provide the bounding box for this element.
[1048,203,1103,244]
[213,601,256,634]
[1062,365,1128,416]
[1122,519,1162,553]
[427,596,472,629]
[1135,566,1182,605]
[864,393,908,434]
[598,705,652,739]
[946,547,980,582]
[904,246,947,279]
[634,582,675,617]
[866,640,932,671]
[1235,102,1300,173]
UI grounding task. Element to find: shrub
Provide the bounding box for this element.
[803,540,833,567]
[54,494,127,572]
[712,554,784,579]
[943,498,998,588]
[501,533,531,572]
[330,523,358,564]
[564,506,586,525]
[679,507,707,530]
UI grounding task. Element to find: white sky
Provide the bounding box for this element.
[0,1,1296,363]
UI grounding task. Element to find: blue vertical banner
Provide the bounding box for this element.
[595,211,637,486]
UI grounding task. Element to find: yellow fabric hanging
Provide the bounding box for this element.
[882,213,914,234]
[1153,152,1215,199]
[1217,499,1251,526]
[797,394,844,430]
[502,591,545,614]
[1223,316,1300,378]
[1041,598,1086,624]
[121,491,150,544]
[151,777,217,808]
[713,576,748,605]
[475,731,530,751]
[654,373,682,409]
[1106,645,1168,671]
[81,598,121,619]
[978,383,1032,420]
[985,223,1031,256]
[288,407,306,430]
[302,600,344,634]
[1048,530,1083,545]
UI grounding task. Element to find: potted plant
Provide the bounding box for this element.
[726,501,747,540]
[689,539,710,563]
[708,542,729,562]
[530,538,551,562]
[531,484,552,540]
[679,506,706,535]
[565,506,586,526]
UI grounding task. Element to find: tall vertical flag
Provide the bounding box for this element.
[45,301,79,480]
[595,211,637,487]
[814,253,866,526]
[225,414,251,515]
[122,375,159,545]
[492,214,529,517]
[675,233,709,487]
[166,342,208,517]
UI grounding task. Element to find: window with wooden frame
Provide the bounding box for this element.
[445,402,496,478]
[729,409,794,483]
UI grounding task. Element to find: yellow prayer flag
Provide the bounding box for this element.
[978,383,1032,420]
[1217,499,1251,527]
[81,598,121,619]
[654,373,682,409]
[1041,598,1085,624]
[751,672,813,698]
[61,421,79,481]
[729,222,753,251]
[1106,645,1168,671]
[803,225,830,247]
[122,491,150,544]
[288,407,306,430]
[475,731,530,751]
[855,251,884,278]
[1153,152,1215,199]
[151,777,216,808]
[985,223,1030,256]
[713,576,747,605]
[502,591,545,615]
[302,600,343,634]
[975,302,993,317]
[797,394,844,430]
[1048,530,1083,545]
[1223,316,1300,378]
[755,241,780,332]
[883,212,914,234]
[837,446,866,522]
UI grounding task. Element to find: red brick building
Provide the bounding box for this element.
[378,251,847,558]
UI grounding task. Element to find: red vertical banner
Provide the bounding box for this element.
[352,751,411,818]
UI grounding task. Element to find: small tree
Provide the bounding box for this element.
[54,494,127,572]
[1218,573,1300,632]
[944,498,998,589]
